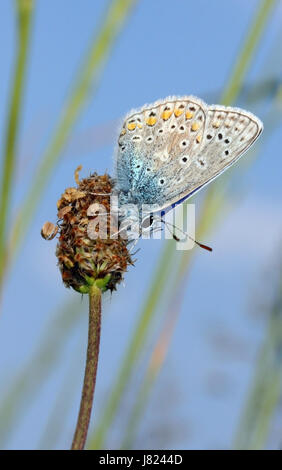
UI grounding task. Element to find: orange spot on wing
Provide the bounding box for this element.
[146,116,157,126]
[174,108,184,117]
[161,110,172,120]
[127,122,136,131]
[185,111,194,120]
[191,122,200,132]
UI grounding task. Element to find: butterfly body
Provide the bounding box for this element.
[114,95,263,228]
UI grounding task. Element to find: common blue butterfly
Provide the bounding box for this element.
[114,96,263,238]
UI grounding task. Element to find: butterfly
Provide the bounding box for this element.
[113,95,263,239]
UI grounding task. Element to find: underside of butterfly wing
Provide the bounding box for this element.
[115,96,263,211]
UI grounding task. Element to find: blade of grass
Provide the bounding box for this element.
[120,267,188,450]
[233,266,282,450]
[37,340,82,450]
[0,0,137,285]
[221,0,276,105]
[0,0,34,286]
[0,295,82,447]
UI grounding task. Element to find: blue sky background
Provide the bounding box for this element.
[0,0,282,450]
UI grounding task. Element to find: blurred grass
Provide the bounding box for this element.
[120,69,282,445]
[233,257,282,450]
[88,0,277,449]
[0,0,279,451]
[37,340,83,450]
[120,303,179,449]
[0,0,137,288]
[119,52,282,451]
[0,0,138,445]
[221,0,276,105]
[0,296,82,447]
[0,0,34,287]
[1,82,278,449]
[120,48,282,452]
[3,81,279,449]
[118,176,242,449]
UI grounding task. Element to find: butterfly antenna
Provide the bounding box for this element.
[160,219,212,252]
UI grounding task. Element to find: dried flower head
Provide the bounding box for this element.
[41,167,133,293]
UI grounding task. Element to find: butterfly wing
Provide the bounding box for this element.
[115,96,263,211]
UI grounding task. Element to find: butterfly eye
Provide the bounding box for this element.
[121,145,126,151]
[146,136,153,143]
[218,133,223,140]
[206,134,213,140]
[158,128,164,134]
[146,167,151,172]
[158,178,166,186]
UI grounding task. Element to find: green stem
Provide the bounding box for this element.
[0,0,34,285]
[71,284,102,450]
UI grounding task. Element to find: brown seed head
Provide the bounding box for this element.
[42,166,133,293]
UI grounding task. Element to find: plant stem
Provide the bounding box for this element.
[71,284,102,450]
